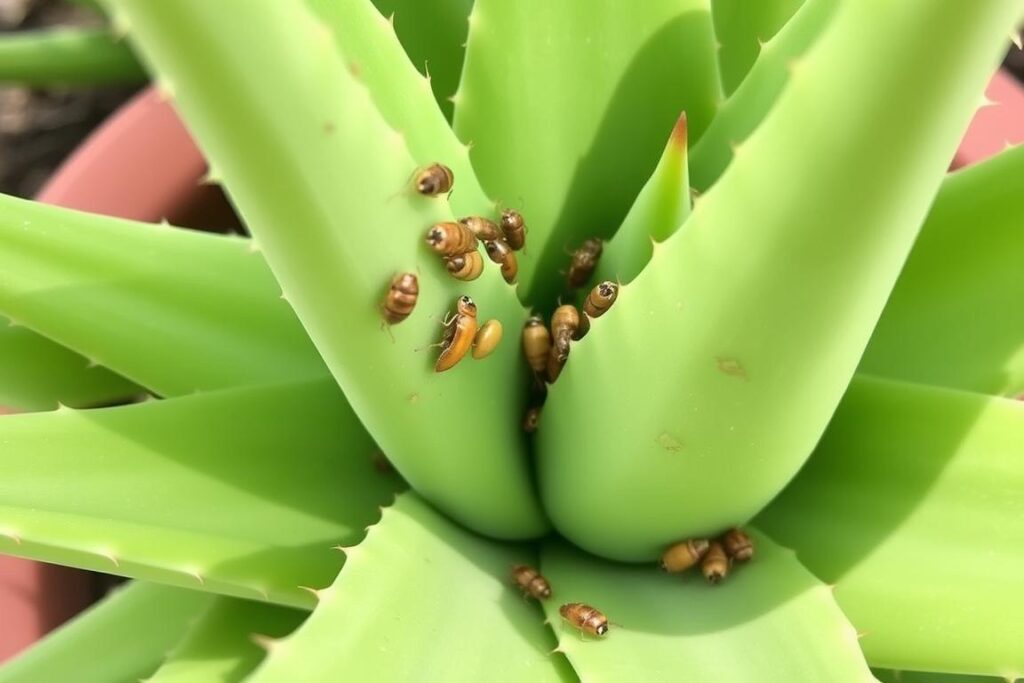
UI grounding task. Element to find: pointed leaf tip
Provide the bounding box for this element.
[670,111,689,149]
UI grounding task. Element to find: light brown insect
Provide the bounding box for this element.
[583,281,619,319]
[484,239,519,284]
[566,238,603,289]
[459,216,503,241]
[381,272,419,325]
[500,209,526,251]
[522,316,552,377]
[701,541,729,584]
[435,296,478,373]
[660,538,710,573]
[546,305,580,382]
[426,221,478,257]
[472,319,503,359]
[414,163,454,196]
[721,528,754,563]
[511,564,551,600]
[522,406,541,433]
[559,603,609,637]
[444,250,484,281]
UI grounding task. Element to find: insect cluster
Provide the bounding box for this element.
[380,163,526,373]
[510,564,610,638]
[660,528,755,585]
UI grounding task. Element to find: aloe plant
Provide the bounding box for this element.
[0,0,1021,680]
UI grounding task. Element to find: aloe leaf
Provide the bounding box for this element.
[0,582,211,683]
[246,493,572,683]
[757,376,1024,677]
[539,535,875,683]
[0,380,400,608]
[873,671,998,683]
[0,323,139,411]
[106,0,547,539]
[369,0,474,120]
[597,113,691,285]
[0,194,326,398]
[860,143,1024,397]
[307,0,491,218]
[710,0,805,95]
[691,0,839,191]
[148,598,306,683]
[539,0,1023,562]
[454,0,722,303]
[0,29,144,85]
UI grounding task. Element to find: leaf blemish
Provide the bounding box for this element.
[716,357,748,380]
[656,432,683,452]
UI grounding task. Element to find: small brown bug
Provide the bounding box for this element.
[660,538,710,573]
[566,238,603,289]
[414,163,454,196]
[511,564,551,600]
[721,528,754,563]
[381,272,418,325]
[546,335,571,383]
[522,316,552,377]
[435,296,478,373]
[472,319,503,359]
[559,603,609,637]
[500,209,526,251]
[459,216,503,241]
[426,221,479,257]
[546,305,580,382]
[583,281,619,319]
[444,250,484,281]
[523,406,541,433]
[484,240,518,284]
[701,541,729,584]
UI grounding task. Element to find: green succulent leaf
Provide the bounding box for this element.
[539,0,1022,561]
[0,380,400,607]
[454,0,722,303]
[0,323,139,411]
[540,534,875,683]
[860,143,1024,397]
[368,0,473,120]
[246,493,572,683]
[710,0,805,96]
[598,113,691,285]
[0,29,144,85]
[106,0,547,540]
[0,582,211,683]
[757,376,1024,677]
[0,193,327,397]
[148,598,306,683]
[691,0,839,191]
[873,671,1000,683]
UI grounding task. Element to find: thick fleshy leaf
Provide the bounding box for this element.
[540,535,875,683]
[148,598,306,683]
[710,0,805,95]
[454,0,722,302]
[860,143,1024,397]
[246,493,572,682]
[757,375,1024,677]
[0,380,400,608]
[0,582,211,683]
[0,323,139,411]
[0,29,144,85]
[0,193,327,397]
[873,671,999,683]
[539,0,1022,561]
[106,0,547,539]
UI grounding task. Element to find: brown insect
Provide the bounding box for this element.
[522,406,541,433]
[381,272,418,325]
[583,281,619,319]
[660,538,710,573]
[522,316,552,377]
[566,238,603,288]
[721,528,754,563]
[559,603,609,637]
[426,221,478,257]
[435,296,478,373]
[444,250,484,281]
[484,239,519,284]
[511,564,551,600]
[500,209,526,251]
[459,216,503,241]
[701,541,729,584]
[546,305,581,382]
[472,319,503,359]
[414,163,454,196]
